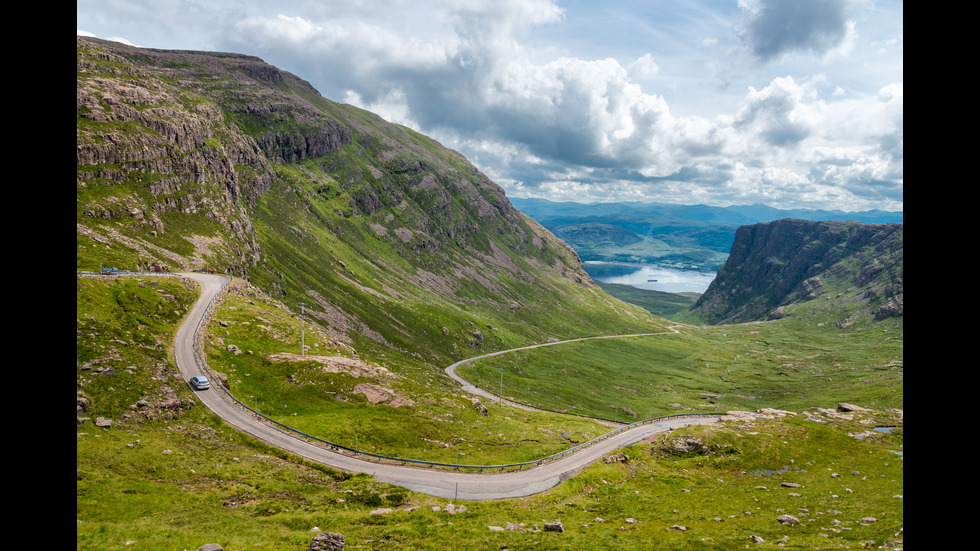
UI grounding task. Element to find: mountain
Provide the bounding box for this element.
[76,38,903,549]
[680,219,903,325]
[509,197,902,272]
[76,36,664,366]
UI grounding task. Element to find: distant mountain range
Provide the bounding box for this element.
[509,197,903,271]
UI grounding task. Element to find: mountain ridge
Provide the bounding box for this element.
[76,36,664,366]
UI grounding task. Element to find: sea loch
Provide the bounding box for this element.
[583,262,717,294]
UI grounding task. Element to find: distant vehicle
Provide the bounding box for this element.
[99,267,120,275]
[189,376,211,390]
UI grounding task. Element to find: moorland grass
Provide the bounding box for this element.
[201,278,613,465]
[77,275,902,550]
[457,314,902,421]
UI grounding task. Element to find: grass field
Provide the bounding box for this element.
[77,274,903,550]
[456,316,902,422]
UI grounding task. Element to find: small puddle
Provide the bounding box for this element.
[750,465,791,476]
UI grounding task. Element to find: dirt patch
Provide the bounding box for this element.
[353,383,415,408]
[268,353,415,407]
[267,353,396,379]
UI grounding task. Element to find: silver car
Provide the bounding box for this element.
[189,376,210,390]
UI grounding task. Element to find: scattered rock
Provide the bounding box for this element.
[750,535,765,544]
[667,525,687,531]
[369,508,393,515]
[776,514,800,525]
[308,532,345,551]
[352,383,415,407]
[472,399,489,416]
[95,417,112,428]
[603,452,629,464]
[669,437,704,454]
[268,353,395,379]
[543,521,564,533]
[197,545,223,551]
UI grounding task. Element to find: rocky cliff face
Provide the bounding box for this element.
[77,38,281,272]
[688,219,903,325]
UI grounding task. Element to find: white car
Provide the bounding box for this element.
[189,376,210,390]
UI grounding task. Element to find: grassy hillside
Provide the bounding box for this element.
[77,274,903,550]
[200,276,611,465]
[77,37,901,550]
[457,314,902,422]
[594,281,700,317]
[76,35,665,372]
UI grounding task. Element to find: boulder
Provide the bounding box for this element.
[776,514,800,525]
[603,452,629,464]
[308,532,344,551]
[544,521,564,533]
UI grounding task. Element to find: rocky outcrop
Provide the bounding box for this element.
[255,127,351,163]
[688,219,902,324]
[77,37,273,273]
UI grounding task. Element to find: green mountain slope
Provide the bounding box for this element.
[76,38,902,550]
[76,36,665,369]
[679,219,903,325]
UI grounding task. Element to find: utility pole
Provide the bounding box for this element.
[299,302,306,356]
[499,368,503,405]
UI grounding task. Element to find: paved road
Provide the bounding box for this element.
[174,272,718,500]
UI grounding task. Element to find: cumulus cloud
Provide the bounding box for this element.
[734,76,815,147]
[737,0,861,62]
[77,0,902,212]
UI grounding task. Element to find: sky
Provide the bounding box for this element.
[77,0,903,213]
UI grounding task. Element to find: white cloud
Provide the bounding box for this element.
[76,0,902,212]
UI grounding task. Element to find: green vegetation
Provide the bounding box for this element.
[595,280,700,317]
[201,278,610,465]
[76,37,901,550]
[458,315,902,421]
[78,275,902,550]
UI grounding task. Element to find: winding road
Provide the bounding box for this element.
[174,272,718,501]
